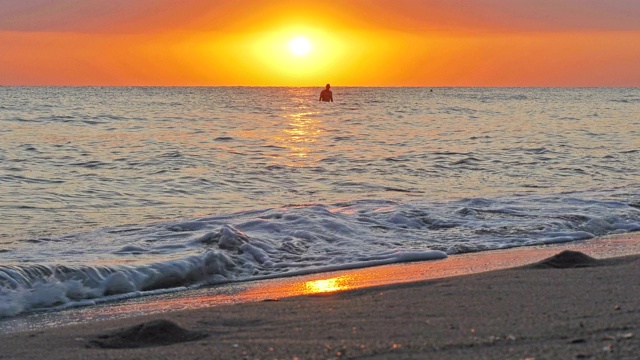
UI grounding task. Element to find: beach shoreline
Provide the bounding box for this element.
[3,232,640,335]
[1,232,639,359]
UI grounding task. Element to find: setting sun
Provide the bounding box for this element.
[289,36,311,56]
[238,26,350,85]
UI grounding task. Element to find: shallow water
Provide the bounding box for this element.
[1,87,639,317]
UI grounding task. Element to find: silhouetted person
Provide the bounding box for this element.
[319,84,333,102]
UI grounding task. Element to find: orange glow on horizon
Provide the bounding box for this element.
[1,1,639,86]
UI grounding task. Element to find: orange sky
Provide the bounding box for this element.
[1,0,639,86]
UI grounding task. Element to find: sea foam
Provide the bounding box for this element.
[2,194,640,317]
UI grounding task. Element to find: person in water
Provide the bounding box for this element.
[319,84,333,102]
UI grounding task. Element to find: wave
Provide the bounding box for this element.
[1,193,639,318]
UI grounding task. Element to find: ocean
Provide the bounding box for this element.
[1,87,639,318]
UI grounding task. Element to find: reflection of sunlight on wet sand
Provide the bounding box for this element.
[276,111,321,166]
[304,276,352,293]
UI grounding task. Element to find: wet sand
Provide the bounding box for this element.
[1,233,639,359]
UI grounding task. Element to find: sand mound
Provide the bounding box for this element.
[529,250,599,269]
[89,319,207,349]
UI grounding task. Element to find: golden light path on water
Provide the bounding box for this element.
[275,110,322,166]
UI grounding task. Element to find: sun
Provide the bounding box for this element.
[289,36,312,56]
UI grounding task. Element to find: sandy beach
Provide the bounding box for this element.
[1,233,639,359]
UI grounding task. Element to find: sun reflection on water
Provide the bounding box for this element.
[276,110,322,165]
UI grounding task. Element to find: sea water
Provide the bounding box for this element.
[1,87,639,317]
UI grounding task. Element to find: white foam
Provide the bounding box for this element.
[2,191,640,318]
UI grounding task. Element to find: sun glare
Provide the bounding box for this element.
[244,27,347,83]
[289,36,311,56]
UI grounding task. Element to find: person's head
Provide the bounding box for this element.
[325,84,331,90]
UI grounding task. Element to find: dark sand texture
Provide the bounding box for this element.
[1,248,639,359]
[88,319,208,349]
